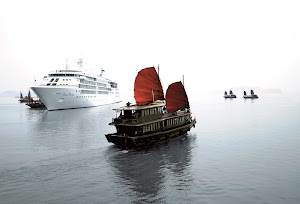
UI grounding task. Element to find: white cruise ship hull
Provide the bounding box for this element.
[31,86,121,111]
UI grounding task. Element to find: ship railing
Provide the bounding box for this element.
[113,118,138,124]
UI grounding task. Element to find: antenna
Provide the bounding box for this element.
[66,58,68,70]
[182,75,184,86]
[78,58,83,69]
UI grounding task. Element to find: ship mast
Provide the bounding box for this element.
[66,58,69,70]
[78,58,83,70]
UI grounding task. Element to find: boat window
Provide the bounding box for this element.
[47,83,51,86]
[55,78,59,82]
[50,78,54,82]
[52,83,57,86]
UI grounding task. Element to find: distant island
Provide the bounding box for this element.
[230,86,282,94]
[0,90,37,98]
[0,90,20,98]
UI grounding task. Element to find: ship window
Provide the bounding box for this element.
[47,83,51,86]
[50,78,54,82]
[55,78,59,82]
[52,83,57,86]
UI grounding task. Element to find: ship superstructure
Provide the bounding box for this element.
[31,59,121,110]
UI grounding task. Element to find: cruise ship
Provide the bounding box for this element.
[31,59,121,110]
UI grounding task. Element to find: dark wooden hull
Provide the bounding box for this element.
[19,99,32,103]
[243,95,258,99]
[26,102,46,108]
[105,119,196,148]
[224,95,236,98]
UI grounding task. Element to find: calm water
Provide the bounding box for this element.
[0,94,300,203]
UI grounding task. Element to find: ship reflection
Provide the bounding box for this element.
[104,134,196,203]
[26,104,118,151]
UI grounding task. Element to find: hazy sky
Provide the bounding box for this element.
[1,0,300,97]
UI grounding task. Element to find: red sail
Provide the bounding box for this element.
[134,67,164,106]
[166,81,190,112]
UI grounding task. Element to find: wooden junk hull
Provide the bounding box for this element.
[224,95,236,98]
[105,119,196,148]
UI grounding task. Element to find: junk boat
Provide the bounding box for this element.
[19,90,34,103]
[105,67,196,148]
[224,90,236,98]
[243,90,258,99]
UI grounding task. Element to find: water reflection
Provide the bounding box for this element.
[105,134,196,203]
[26,104,120,151]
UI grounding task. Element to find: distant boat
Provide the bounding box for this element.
[224,90,236,98]
[243,90,258,99]
[19,90,33,103]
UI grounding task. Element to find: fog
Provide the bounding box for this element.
[1,0,300,97]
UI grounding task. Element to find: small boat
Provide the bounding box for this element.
[19,90,34,103]
[224,90,236,98]
[243,90,258,99]
[105,67,196,148]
